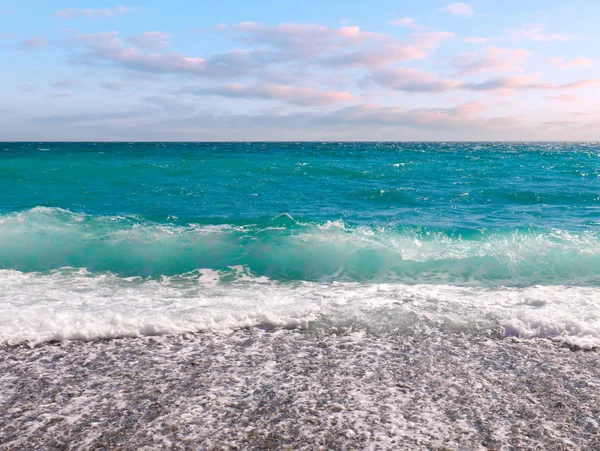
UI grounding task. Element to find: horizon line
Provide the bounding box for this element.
[2,140,600,144]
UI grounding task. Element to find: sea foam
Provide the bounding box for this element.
[1,267,598,348]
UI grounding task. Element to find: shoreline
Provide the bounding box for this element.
[1,329,599,450]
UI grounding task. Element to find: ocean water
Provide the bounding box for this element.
[1,141,600,347]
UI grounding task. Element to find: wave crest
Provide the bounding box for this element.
[1,207,600,285]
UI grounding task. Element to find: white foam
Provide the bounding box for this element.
[0,268,599,347]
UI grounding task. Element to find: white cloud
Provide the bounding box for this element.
[452,46,531,74]
[439,3,474,16]
[463,74,600,92]
[129,32,170,51]
[70,31,271,78]
[388,17,415,27]
[55,5,133,19]
[463,36,488,44]
[368,68,600,94]
[507,25,568,42]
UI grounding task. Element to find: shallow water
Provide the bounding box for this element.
[1,330,598,450]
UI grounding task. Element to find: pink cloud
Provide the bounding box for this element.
[74,31,206,73]
[321,33,454,69]
[549,57,593,69]
[230,22,384,56]
[452,46,531,74]
[55,5,133,19]
[545,94,579,103]
[439,3,474,16]
[68,23,456,81]
[230,22,453,68]
[321,30,454,69]
[188,83,354,106]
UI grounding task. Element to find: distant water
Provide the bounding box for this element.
[1,142,600,347]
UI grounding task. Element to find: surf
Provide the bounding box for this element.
[1,207,600,286]
[0,267,598,348]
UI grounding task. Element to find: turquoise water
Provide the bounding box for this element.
[1,142,600,345]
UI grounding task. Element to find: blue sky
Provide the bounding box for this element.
[1,0,599,140]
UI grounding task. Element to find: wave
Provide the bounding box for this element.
[1,207,600,285]
[0,267,598,348]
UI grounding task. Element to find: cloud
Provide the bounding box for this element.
[185,83,355,106]
[228,22,454,69]
[463,36,488,44]
[55,5,133,19]
[549,57,593,69]
[129,32,170,51]
[545,94,578,103]
[18,37,46,49]
[24,100,523,141]
[320,31,454,68]
[463,74,600,92]
[452,46,531,74]
[439,3,474,16]
[388,18,416,27]
[365,68,462,93]
[507,25,568,42]
[35,111,141,125]
[102,82,128,91]
[387,17,429,31]
[70,31,271,78]
[312,102,493,130]
[50,78,82,89]
[144,96,195,115]
[369,69,600,94]
[67,23,454,79]
[230,22,385,57]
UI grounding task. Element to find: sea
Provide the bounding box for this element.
[0,141,599,348]
[2,142,600,449]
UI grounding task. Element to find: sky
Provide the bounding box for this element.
[1,0,600,141]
